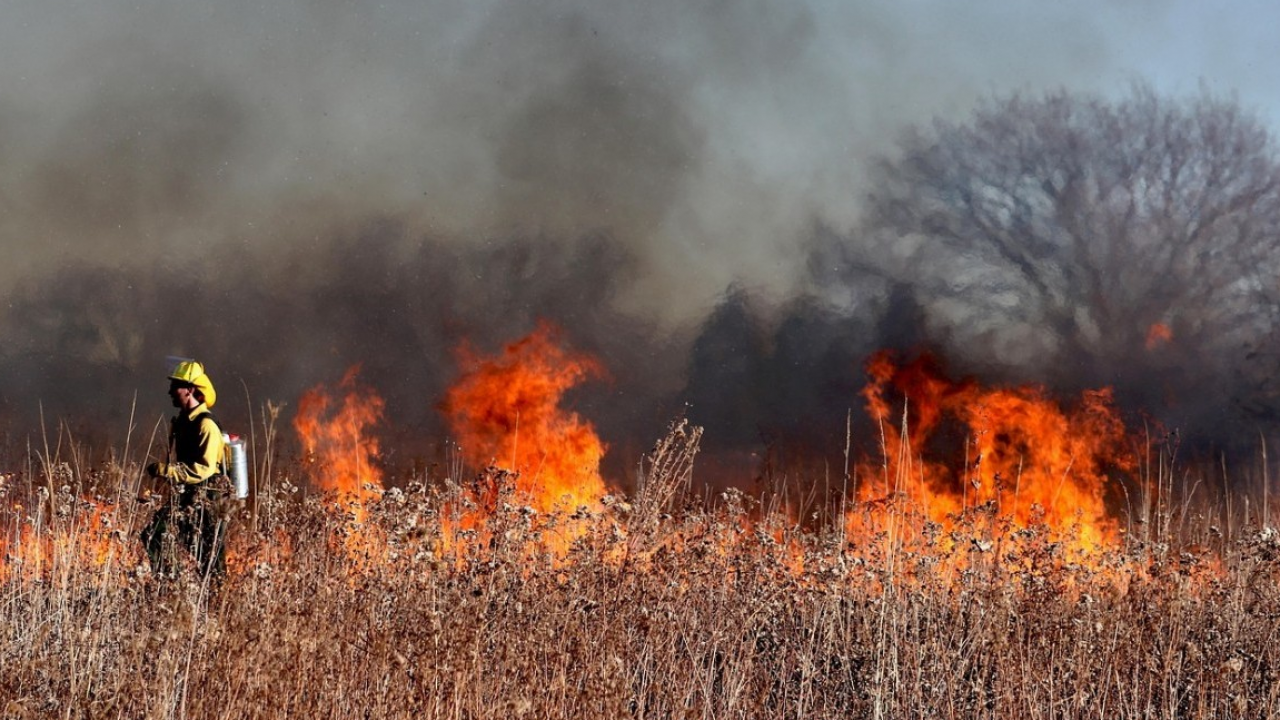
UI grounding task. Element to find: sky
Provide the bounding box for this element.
[3,0,1279,328]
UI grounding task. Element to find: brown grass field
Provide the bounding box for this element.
[3,415,1280,720]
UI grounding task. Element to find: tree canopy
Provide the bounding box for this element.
[838,86,1280,433]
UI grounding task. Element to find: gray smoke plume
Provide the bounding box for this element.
[0,0,1163,316]
[3,0,1277,481]
[0,230,686,477]
[686,87,1280,478]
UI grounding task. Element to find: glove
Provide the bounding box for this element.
[146,462,171,480]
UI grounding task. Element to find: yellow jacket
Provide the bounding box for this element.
[165,403,226,485]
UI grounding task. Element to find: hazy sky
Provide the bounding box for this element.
[2,0,1277,325]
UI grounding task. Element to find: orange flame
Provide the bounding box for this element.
[1145,322,1173,350]
[441,323,608,514]
[294,366,385,500]
[293,366,386,561]
[0,342,1227,597]
[1,496,124,582]
[856,352,1132,554]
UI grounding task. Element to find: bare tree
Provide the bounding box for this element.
[844,85,1280,431]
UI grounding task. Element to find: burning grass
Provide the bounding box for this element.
[2,428,1279,719]
[3,337,1279,717]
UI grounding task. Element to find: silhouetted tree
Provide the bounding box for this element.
[837,85,1280,434]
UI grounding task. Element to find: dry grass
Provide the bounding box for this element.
[2,426,1280,719]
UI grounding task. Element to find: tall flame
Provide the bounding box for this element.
[293,366,386,561]
[441,323,608,513]
[857,352,1132,552]
[293,366,385,501]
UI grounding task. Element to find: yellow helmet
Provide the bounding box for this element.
[168,359,218,408]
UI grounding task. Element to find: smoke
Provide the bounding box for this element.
[5,0,1277,479]
[0,229,686,475]
[0,0,1160,313]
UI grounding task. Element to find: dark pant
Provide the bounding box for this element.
[141,483,228,579]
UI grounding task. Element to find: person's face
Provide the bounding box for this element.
[169,380,195,409]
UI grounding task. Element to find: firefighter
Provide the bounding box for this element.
[141,360,230,581]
